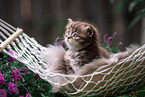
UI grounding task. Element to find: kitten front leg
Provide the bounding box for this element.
[64,52,75,74]
[66,63,74,74]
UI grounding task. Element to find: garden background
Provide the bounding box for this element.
[0,0,145,49]
[0,0,145,97]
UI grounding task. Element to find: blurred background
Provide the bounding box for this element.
[0,0,145,50]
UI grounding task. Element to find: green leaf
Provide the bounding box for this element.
[40,93,47,97]
[128,0,143,12]
[129,1,139,12]
[136,8,145,16]
[116,0,129,13]
[128,13,145,30]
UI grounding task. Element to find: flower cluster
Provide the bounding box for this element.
[0,89,7,97]
[19,67,31,74]
[12,69,21,82]
[26,93,32,97]
[0,73,4,86]
[8,82,19,94]
[103,32,123,53]
[0,51,54,97]
[7,51,15,63]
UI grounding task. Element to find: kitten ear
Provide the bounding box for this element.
[68,18,73,24]
[85,26,94,37]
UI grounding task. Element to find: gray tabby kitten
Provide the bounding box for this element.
[64,19,110,74]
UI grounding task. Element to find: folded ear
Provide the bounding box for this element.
[68,18,73,24]
[85,26,94,37]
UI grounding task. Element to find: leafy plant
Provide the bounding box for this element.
[102,32,123,53]
[112,0,145,30]
[0,51,65,97]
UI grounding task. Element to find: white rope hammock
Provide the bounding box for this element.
[0,19,145,96]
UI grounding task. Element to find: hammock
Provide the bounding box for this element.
[0,19,145,96]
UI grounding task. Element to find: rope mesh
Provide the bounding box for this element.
[0,19,145,96]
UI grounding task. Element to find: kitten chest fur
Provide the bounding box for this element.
[64,44,100,73]
[65,50,80,72]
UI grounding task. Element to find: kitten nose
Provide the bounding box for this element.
[68,36,71,39]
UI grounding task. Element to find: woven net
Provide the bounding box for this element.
[0,19,145,96]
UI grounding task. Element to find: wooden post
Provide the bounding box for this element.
[0,28,23,52]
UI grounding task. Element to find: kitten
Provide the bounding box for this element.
[64,19,110,74]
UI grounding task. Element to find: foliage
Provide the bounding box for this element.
[0,52,65,97]
[115,87,145,97]
[112,0,145,30]
[102,32,122,53]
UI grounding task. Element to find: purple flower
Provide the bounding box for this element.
[107,37,112,44]
[113,32,117,37]
[54,37,67,49]
[55,37,61,45]
[19,96,24,97]
[0,73,4,86]
[26,93,32,97]
[7,51,15,62]
[119,42,123,45]
[7,50,14,54]
[27,71,31,74]
[0,89,7,97]
[22,73,26,76]
[12,69,21,82]
[29,80,32,84]
[19,67,30,74]
[60,41,66,49]
[40,84,45,92]
[103,34,107,43]
[33,73,39,80]
[41,88,45,92]
[19,67,26,72]
[8,82,19,94]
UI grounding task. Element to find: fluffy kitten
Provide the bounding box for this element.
[64,19,110,74]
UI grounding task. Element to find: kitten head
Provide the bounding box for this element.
[64,18,99,50]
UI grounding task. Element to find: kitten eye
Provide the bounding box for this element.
[73,34,78,38]
[68,31,70,35]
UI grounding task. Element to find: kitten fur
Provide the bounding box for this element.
[76,44,140,75]
[41,45,66,74]
[64,18,110,74]
[41,43,139,93]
